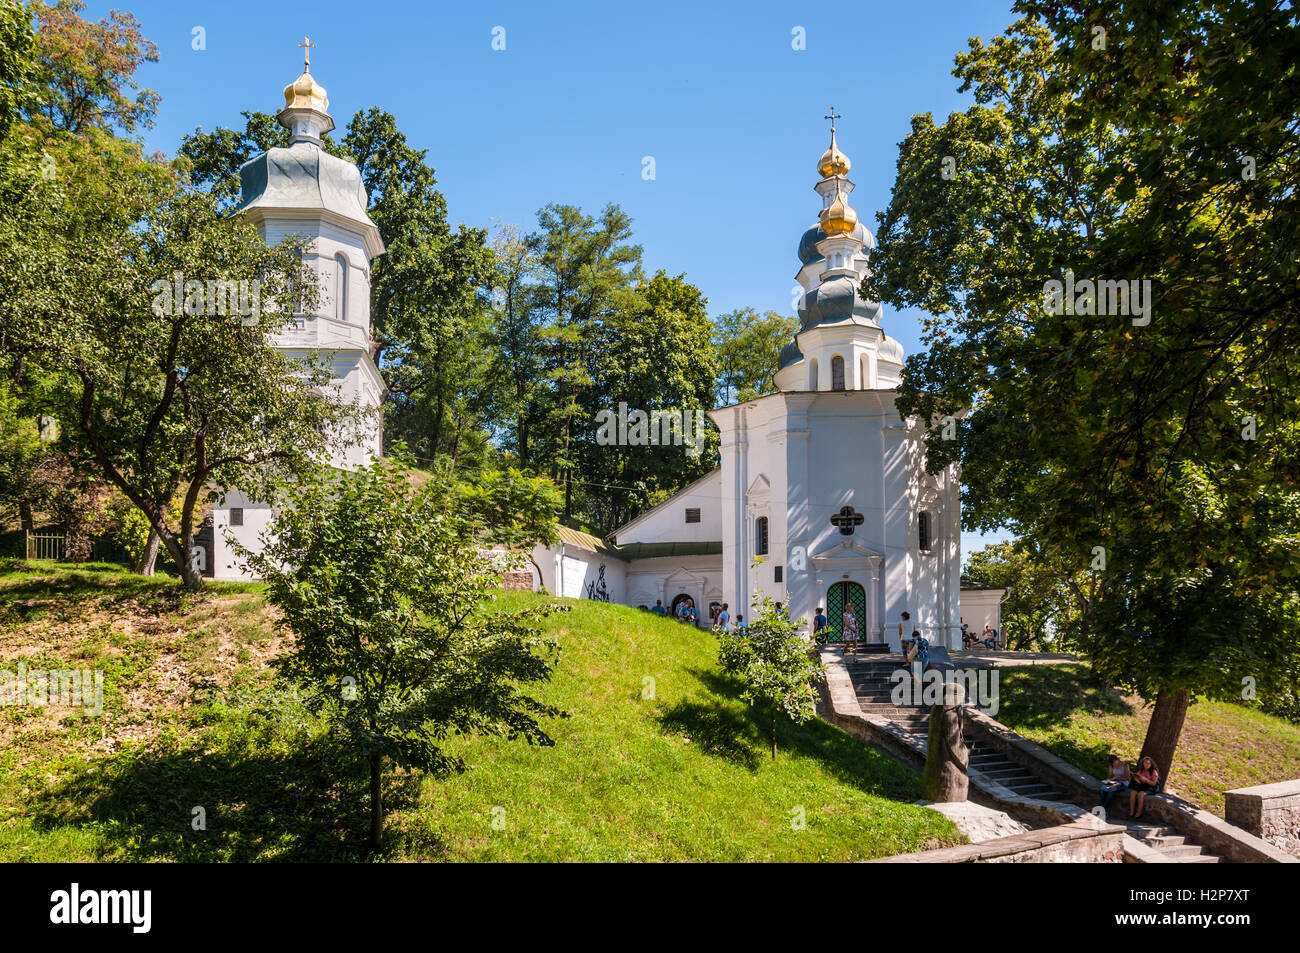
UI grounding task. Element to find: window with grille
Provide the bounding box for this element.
[755,516,769,556]
[685,508,701,523]
[230,507,244,528]
[918,511,932,552]
[831,354,846,391]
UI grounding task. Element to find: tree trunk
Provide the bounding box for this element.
[19,501,34,534]
[1140,688,1191,786]
[132,529,160,576]
[157,527,200,592]
[369,753,383,851]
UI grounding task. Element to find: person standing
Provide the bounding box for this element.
[905,629,929,680]
[715,603,730,631]
[897,611,911,653]
[651,600,667,616]
[842,604,859,649]
[813,606,828,640]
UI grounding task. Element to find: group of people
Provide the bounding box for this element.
[961,622,1001,650]
[1099,754,1162,818]
[648,599,746,633]
[812,603,862,645]
[811,607,930,673]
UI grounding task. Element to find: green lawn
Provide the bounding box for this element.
[0,561,960,861]
[994,663,1300,815]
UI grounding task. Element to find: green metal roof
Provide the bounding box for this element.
[614,540,723,559]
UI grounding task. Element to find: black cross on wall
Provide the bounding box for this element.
[830,506,864,536]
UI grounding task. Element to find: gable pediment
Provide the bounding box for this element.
[809,537,884,568]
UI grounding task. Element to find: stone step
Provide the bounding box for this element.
[1126,825,1174,839]
[1140,834,1186,848]
[1008,785,1059,797]
[1159,844,1210,860]
[1181,854,1225,864]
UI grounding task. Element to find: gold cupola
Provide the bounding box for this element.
[820,184,858,235]
[283,69,329,112]
[818,130,851,178]
[277,36,334,141]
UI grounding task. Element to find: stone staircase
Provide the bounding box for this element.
[839,650,1230,863]
[845,655,931,737]
[965,735,1071,802]
[1124,821,1224,863]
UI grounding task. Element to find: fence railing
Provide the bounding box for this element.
[25,532,64,561]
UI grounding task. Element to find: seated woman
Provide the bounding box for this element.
[1128,756,1161,819]
[1099,754,1130,813]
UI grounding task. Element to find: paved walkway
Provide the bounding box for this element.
[944,648,1077,667]
[839,647,1076,668]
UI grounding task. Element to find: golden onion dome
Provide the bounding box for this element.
[820,188,858,235]
[818,131,851,177]
[283,69,329,112]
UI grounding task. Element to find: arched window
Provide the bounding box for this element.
[860,355,869,389]
[755,515,770,556]
[334,253,348,321]
[831,354,846,391]
[808,359,819,390]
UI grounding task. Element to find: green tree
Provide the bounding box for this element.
[453,467,562,580]
[962,541,1081,651]
[25,0,158,135]
[241,458,567,850]
[713,308,797,405]
[528,202,643,522]
[483,224,544,467]
[576,270,719,532]
[865,11,1300,778]
[0,0,35,139]
[718,594,825,760]
[0,378,41,530]
[24,138,359,590]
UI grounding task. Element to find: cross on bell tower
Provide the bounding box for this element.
[824,106,841,137]
[298,35,316,72]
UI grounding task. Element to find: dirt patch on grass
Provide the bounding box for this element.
[0,571,285,756]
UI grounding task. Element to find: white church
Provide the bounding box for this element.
[533,124,967,650]
[200,57,973,648]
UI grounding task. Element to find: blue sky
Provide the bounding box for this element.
[76,0,1017,555]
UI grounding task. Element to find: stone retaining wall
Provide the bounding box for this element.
[1224,780,1300,858]
[869,817,1125,863]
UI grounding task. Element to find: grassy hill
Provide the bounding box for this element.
[0,561,960,861]
[995,664,1300,815]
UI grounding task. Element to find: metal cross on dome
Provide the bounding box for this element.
[830,506,863,536]
[298,35,316,71]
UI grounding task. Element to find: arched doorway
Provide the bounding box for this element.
[826,581,866,641]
